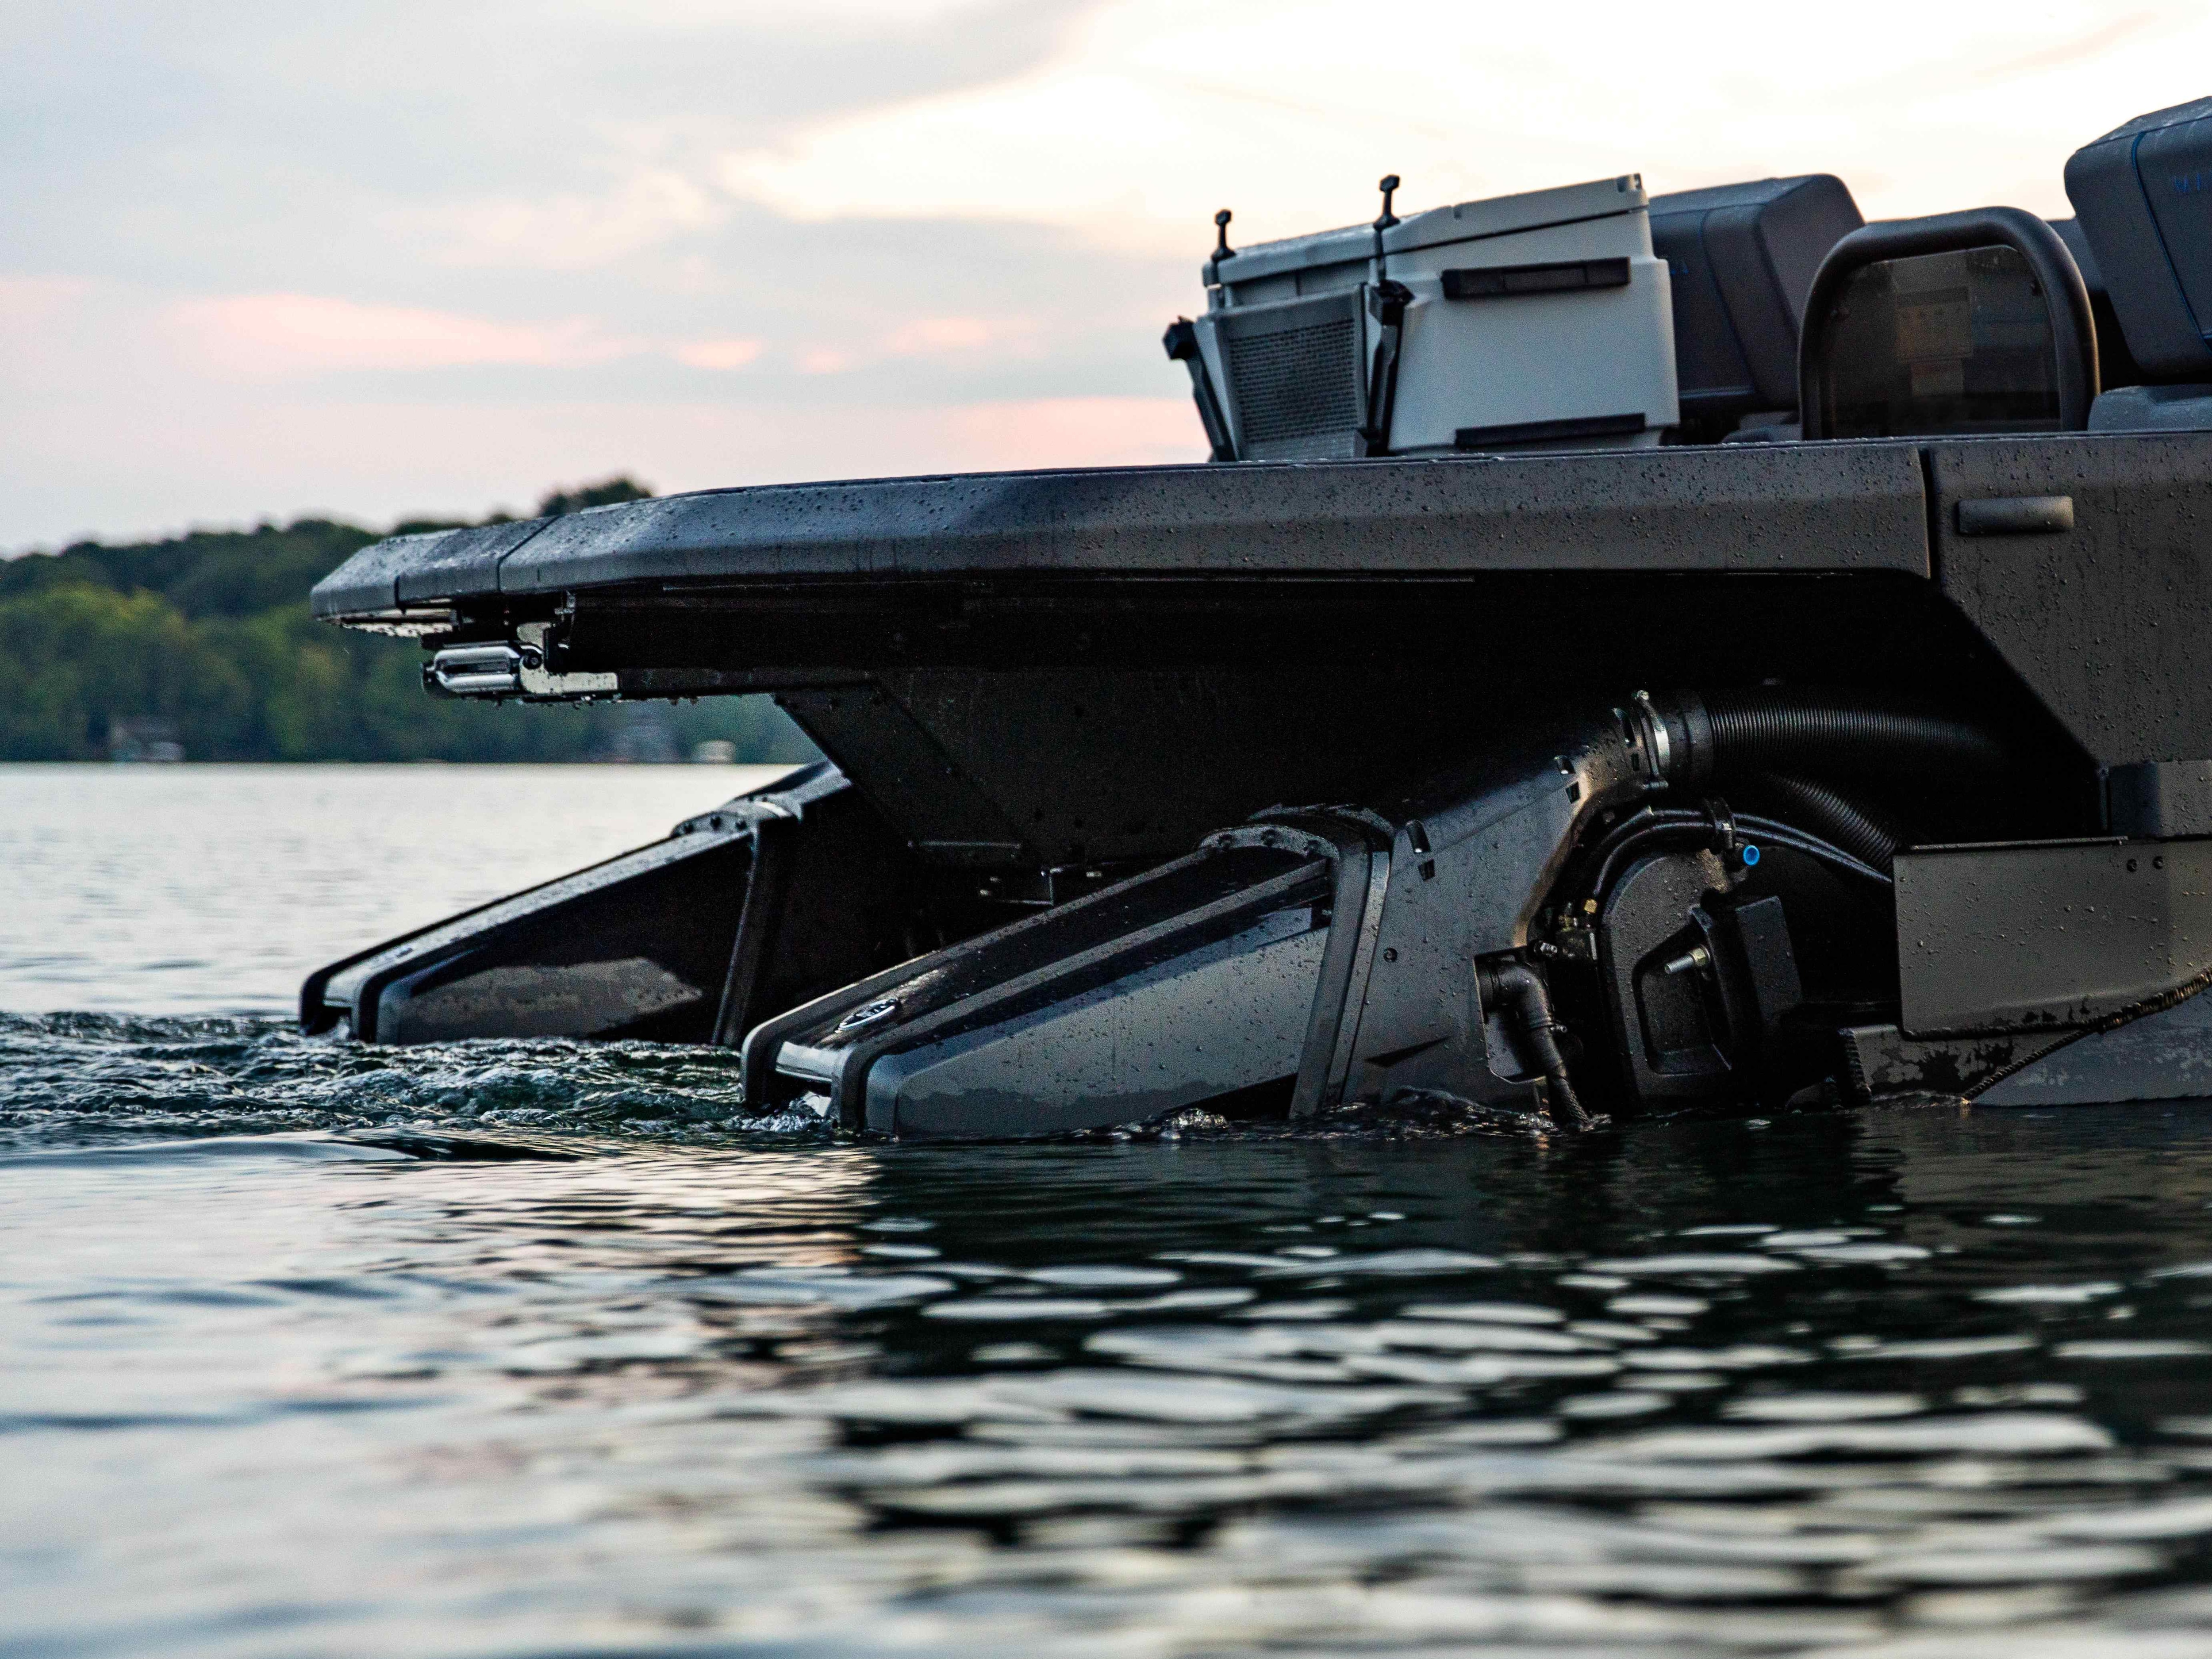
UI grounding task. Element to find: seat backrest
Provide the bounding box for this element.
[1798,208,2099,440]
[2048,216,2149,391]
[1648,176,1861,440]
[2066,98,2212,384]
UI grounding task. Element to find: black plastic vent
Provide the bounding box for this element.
[1227,317,1361,445]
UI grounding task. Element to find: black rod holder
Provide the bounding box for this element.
[1371,174,1402,275]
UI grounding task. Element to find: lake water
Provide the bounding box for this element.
[11,766,2212,1658]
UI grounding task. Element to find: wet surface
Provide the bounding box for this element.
[13,1017,2212,1656]
[10,770,2212,1655]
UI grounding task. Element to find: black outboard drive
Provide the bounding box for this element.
[742,709,1653,1135]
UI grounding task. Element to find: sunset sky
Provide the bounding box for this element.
[7,0,2209,546]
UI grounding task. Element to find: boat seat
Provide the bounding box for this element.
[2086,382,2212,431]
[1797,207,2099,440]
[2051,214,2212,430]
[1647,176,1861,442]
[2063,102,2212,434]
[2048,216,2148,391]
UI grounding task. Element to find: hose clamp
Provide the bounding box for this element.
[1632,690,1670,776]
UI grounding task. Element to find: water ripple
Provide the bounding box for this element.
[12,1010,2212,1653]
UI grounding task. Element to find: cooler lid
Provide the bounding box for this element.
[1208,175,1648,287]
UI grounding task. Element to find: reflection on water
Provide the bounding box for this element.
[11,1016,2212,1655]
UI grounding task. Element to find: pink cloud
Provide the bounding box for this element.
[881,314,1038,357]
[928,396,1202,472]
[168,294,631,376]
[0,276,94,326]
[788,314,1043,376]
[672,336,764,370]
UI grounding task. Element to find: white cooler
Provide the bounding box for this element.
[1190,176,1679,461]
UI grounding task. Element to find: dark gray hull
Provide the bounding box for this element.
[300,433,2212,1135]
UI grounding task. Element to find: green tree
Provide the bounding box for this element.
[535,476,654,517]
[0,484,820,764]
[0,584,250,759]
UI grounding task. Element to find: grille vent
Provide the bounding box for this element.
[1227,318,1362,447]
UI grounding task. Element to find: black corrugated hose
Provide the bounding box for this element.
[1754,772,1906,872]
[1646,690,2008,789]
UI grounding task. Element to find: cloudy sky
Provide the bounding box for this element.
[6,0,2208,547]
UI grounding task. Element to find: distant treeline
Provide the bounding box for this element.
[0,479,819,764]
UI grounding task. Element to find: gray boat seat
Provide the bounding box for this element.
[2088,382,2212,431]
[1647,176,1861,442]
[2064,100,2212,433]
[2048,216,2149,392]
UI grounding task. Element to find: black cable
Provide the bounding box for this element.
[1573,806,1891,907]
